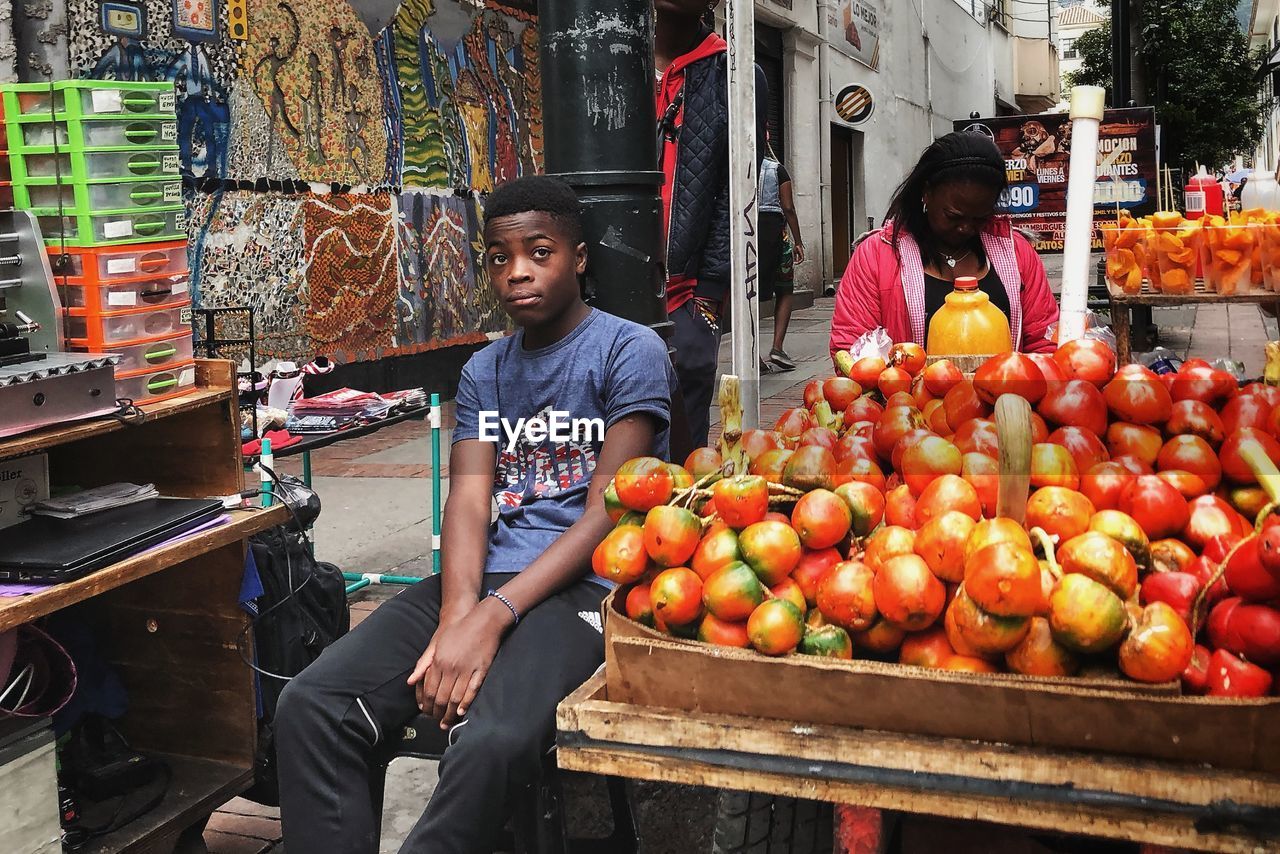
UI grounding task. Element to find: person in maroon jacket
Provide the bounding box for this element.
[829,132,1059,368]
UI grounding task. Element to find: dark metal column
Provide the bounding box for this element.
[539,0,671,337]
[1110,0,1131,106]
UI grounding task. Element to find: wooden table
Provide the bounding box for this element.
[0,360,286,852]
[1107,280,1280,364]
[557,671,1280,853]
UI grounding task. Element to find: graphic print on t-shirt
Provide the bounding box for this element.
[493,405,598,508]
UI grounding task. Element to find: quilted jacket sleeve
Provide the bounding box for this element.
[829,239,885,366]
[1015,233,1059,353]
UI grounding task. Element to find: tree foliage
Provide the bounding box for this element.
[1064,26,1111,90]
[1065,0,1270,170]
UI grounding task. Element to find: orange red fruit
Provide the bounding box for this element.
[1119,601,1194,683]
[816,560,879,631]
[863,525,916,571]
[915,473,981,524]
[614,456,675,511]
[1005,617,1079,677]
[712,474,769,528]
[790,488,853,549]
[738,520,803,585]
[747,598,805,656]
[945,585,1030,655]
[650,567,704,628]
[690,526,743,580]
[833,481,885,536]
[913,511,976,583]
[963,542,1044,618]
[593,525,650,584]
[1047,573,1128,654]
[697,613,751,648]
[643,505,702,567]
[873,554,946,631]
[703,561,766,622]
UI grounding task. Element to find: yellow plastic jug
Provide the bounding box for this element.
[926,276,1013,356]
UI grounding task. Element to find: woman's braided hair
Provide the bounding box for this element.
[883,131,1008,269]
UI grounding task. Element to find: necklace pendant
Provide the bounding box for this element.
[946,257,957,268]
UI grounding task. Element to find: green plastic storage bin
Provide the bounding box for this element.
[10,147,181,183]
[1,81,176,120]
[33,205,187,247]
[14,176,183,213]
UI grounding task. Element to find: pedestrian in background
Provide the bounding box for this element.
[757,142,805,372]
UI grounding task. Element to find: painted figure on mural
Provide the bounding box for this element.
[302,52,326,165]
[394,1,541,190]
[427,44,468,187]
[344,84,372,175]
[329,26,354,109]
[90,35,150,80]
[454,67,493,193]
[464,17,517,184]
[166,42,230,178]
[425,202,472,337]
[395,214,431,347]
[254,3,303,174]
[519,25,543,172]
[492,15,532,177]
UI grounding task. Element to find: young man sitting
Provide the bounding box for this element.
[275,176,678,853]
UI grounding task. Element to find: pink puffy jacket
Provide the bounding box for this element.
[828,218,1059,366]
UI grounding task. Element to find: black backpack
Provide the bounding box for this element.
[241,524,349,805]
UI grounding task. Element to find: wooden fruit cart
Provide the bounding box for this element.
[0,360,286,852]
[557,669,1280,853]
[557,387,1280,853]
[1106,279,1280,364]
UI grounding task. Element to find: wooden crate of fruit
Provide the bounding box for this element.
[596,346,1280,774]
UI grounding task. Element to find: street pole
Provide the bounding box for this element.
[538,0,670,339]
[725,0,760,429]
[1110,0,1131,106]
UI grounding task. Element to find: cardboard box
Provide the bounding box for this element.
[603,589,1280,774]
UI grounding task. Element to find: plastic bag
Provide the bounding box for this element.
[1134,347,1183,375]
[847,327,893,361]
[1045,310,1117,354]
[1211,358,1248,384]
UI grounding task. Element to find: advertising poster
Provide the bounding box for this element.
[827,0,881,70]
[954,107,1158,251]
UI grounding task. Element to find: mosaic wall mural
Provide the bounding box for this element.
[15,0,542,365]
[300,192,400,360]
[238,0,389,185]
[393,0,541,190]
[188,190,309,358]
[398,189,507,347]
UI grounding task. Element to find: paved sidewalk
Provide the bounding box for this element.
[204,286,1279,853]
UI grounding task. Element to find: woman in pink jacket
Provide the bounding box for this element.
[829,132,1059,367]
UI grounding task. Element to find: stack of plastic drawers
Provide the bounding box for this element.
[3,80,194,404]
[0,95,10,210]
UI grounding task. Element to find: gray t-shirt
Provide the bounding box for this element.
[453,309,677,583]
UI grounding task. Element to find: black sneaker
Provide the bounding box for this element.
[769,349,797,371]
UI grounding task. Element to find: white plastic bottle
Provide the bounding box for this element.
[1241,163,1280,212]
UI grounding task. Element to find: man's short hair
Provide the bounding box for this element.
[484,176,584,245]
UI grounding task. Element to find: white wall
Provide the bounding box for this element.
[753,0,1036,287]
[1251,1,1280,169]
